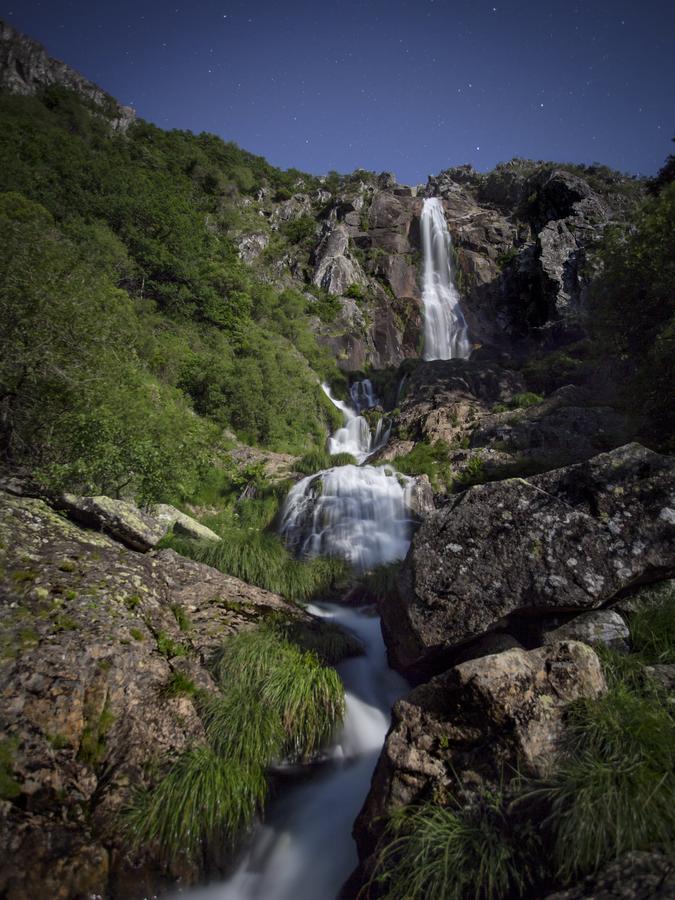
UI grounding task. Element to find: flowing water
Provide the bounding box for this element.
[174,385,416,899]
[420,196,471,360]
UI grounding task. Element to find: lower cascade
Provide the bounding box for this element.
[176,386,414,899]
[420,196,471,360]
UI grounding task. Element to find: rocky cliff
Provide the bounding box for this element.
[0,20,135,130]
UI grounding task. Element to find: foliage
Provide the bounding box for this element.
[345,283,365,300]
[628,584,675,664]
[0,91,341,502]
[390,441,453,491]
[367,795,541,900]
[587,181,675,448]
[0,739,21,801]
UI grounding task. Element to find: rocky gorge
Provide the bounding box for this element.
[0,18,674,900]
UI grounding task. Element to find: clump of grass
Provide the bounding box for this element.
[535,678,675,881]
[629,586,675,663]
[127,744,266,862]
[171,604,192,633]
[210,626,345,760]
[127,624,345,862]
[78,699,115,767]
[367,794,541,900]
[169,530,347,604]
[0,738,21,801]
[295,448,357,474]
[455,455,487,488]
[390,441,453,491]
[162,671,197,698]
[156,631,187,659]
[279,617,364,666]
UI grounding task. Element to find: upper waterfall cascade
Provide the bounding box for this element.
[420,196,471,360]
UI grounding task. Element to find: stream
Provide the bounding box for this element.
[175,197,467,899]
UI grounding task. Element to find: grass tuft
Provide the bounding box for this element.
[367,794,541,900]
[295,449,357,474]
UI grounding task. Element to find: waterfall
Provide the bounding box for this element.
[420,197,471,360]
[280,464,414,571]
[322,382,388,463]
[176,382,415,900]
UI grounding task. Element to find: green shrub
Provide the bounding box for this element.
[162,672,197,698]
[156,632,188,659]
[368,795,541,900]
[345,283,365,300]
[295,449,357,474]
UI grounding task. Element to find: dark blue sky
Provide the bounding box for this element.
[3,0,674,184]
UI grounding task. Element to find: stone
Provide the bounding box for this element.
[383,443,675,676]
[58,494,167,552]
[541,610,630,653]
[354,640,605,861]
[0,21,135,131]
[151,504,221,544]
[313,224,366,295]
[543,850,675,899]
[0,490,329,896]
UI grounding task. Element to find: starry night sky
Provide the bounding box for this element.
[2,0,674,184]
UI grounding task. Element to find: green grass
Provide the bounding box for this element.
[368,795,541,900]
[0,739,21,801]
[210,626,345,761]
[127,624,345,862]
[127,744,266,862]
[629,585,675,663]
[279,617,364,666]
[534,677,675,881]
[389,441,453,492]
[162,671,197,698]
[169,530,347,603]
[156,631,188,659]
[295,449,357,475]
[171,604,192,633]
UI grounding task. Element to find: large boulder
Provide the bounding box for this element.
[544,850,675,900]
[0,491,321,898]
[59,494,167,551]
[354,640,605,861]
[383,443,675,676]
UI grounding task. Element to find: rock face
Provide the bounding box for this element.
[58,494,168,551]
[541,610,630,654]
[0,20,135,130]
[383,443,675,676]
[0,491,315,899]
[544,850,675,900]
[354,640,605,860]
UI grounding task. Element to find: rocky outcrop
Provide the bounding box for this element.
[0,491,323,898]
[0,20,135,130]
[354,640,605,861]
[383,443,675,676]
[540,609,630,653]
[544,850,675,899]
[469,384,630,468]
[389,358,526,446]
[313,224,367,296]
[151,504,221,544]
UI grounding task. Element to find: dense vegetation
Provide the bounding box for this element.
[0,88,344,503]
[368,589,675,899]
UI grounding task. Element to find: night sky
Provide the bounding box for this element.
[2,0,674,184]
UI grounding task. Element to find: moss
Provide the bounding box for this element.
[0,738,21,801]
[129,627,144,641]
[171,604,192,633]
[78,699,115,767]
[156,631,188,659]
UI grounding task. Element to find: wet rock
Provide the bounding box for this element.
[384,443,675,676]
[543,850,675,899]
[354,640,605,861]
[541,610,630,653]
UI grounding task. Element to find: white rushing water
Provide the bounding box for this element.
[420,197,471,360]
[182,605,407,900]
[321,382,388,463]
[176,381,414,900]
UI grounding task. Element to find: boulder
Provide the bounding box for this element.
[151,504,220,544]
[59,494,167,551]
[0,490,322,897]
[541,610,630,654]
[354,640,605,861]
[313,224,366,295]
[544,850,675,899]
[383,443,675,676]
